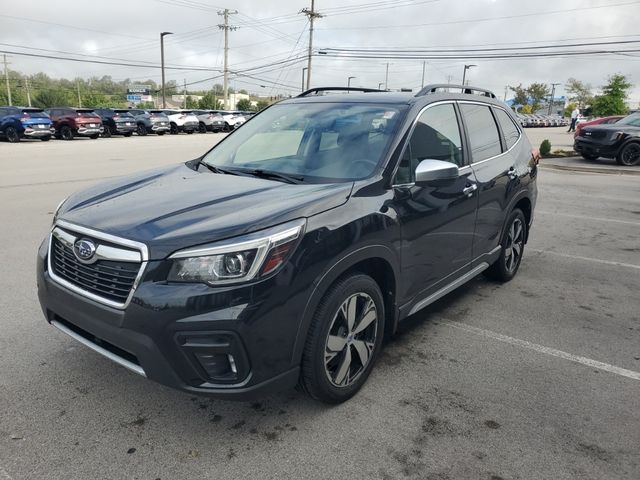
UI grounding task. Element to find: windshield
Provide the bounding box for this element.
[616,112,640,127]
[201,102,405,182]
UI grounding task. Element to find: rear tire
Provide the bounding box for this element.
[102,125,112,138]
[198,122,207,133]
[60,126,74,141]
[40,136,51,142]
[616,142,640,166]
[136,123,148,136]
[157,131,165,136]
[483,208,527,282]
[186,130,194,134]
[5,126,20,143]
[170,123,179,134]
[300,273,385,404]
[123,132,133,137]
[89,134,99,139]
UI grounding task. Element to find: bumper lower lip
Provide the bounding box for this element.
[23,129,52,137]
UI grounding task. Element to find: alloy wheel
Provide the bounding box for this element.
[6,126,19,143]
[324,292,378,388]
[504,217,524,274]
[620,143,640,166]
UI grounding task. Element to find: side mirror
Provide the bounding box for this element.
[415,159,459,185]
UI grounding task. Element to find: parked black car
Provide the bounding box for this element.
[574,112,640,165]
[0,106,53,142]
[37,85,538,404]
[94,109,137,138]
[127,109,170,136]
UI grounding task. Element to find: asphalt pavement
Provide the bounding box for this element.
[0,134,638,480]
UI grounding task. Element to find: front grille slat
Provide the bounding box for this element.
[51,235,142,305]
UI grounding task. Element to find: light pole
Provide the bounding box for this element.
[347,76,356,89]
[378,82,384,90]
[302,67,308,93]
[462,64,476,86]
[160,32,173,108]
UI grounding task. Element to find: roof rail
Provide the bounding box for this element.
[297,86,385,97]
[415,84,496,99]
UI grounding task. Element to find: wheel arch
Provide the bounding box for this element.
[501,191,533,244]
[290,245,400,367]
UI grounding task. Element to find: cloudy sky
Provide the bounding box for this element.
[2,0,640,102]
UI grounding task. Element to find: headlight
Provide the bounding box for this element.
[167,219,305,286]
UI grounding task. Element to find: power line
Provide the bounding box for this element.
[316,1,640,31]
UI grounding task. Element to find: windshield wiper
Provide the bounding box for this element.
[239,169,305,184]
[199,161,239,176]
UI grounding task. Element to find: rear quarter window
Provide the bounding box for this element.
[494,108,521,150]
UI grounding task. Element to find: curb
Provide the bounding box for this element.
[539,163,640,176]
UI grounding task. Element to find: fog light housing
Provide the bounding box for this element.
[195,353,236,378]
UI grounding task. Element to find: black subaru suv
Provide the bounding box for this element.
[574,112,640,166]
[37,85,538,404]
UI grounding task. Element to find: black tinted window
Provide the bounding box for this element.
[494,108,520,150]
[460,104,501,162]
[395,103,463,184]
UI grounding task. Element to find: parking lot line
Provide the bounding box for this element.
[530,249,640,270]
[445,321,640,381]
[537,210,640,227]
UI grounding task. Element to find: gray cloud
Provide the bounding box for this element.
[1,0,639,103]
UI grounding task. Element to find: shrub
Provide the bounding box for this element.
[540,139,551,156]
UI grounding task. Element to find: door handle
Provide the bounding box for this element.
[507,167,517,180]
[462,184,477,197]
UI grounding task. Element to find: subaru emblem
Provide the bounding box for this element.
[73,238,97,262]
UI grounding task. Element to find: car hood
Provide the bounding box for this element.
[583,124,638,134]
[57,162,353,259]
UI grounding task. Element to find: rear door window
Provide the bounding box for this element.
[460,103,502,162]
[494,108,521,150]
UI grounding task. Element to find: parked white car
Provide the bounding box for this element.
[160,109,199,134]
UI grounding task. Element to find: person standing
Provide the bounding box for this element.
[568,106,580,132]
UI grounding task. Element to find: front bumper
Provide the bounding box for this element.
[36,236,303,399]
[574,138,621,158]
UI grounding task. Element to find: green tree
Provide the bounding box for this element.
[591,74,632,116]
[526,83,550,112]
[136,101,156,109]
[565,78,593,108]
[236,98,252,110]
[519,104,533,114]
[185,95,198,109]
[198,91,221,109]
[32,88,73,108]
[255,100,270,111]
[509,84,529,107]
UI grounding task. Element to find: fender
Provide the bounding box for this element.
[499,188,533,243]
[289,244,400,366]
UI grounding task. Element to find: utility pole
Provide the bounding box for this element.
[302,67,308,93]
[384,63,389,90]
[421,61,426,89]
[183,79,187,108]
[76,80,82,108]
[218,9,238,110]
[462,64,476,87]
[548,82,561,115]
[301,0,323,90]
[160,32,173,109]
[25,76,31,107]
[3,54,11,106]
[504,85,508,102]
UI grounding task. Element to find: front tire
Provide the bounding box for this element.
[300,274,385,404]
[617,142,640,166]
[484,208,527,282]
[198,122,207,133]
[581,153,599,161]
[102,125,112,138]
[170,123,179,134]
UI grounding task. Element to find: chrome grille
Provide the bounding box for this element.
[48,225,146,308]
